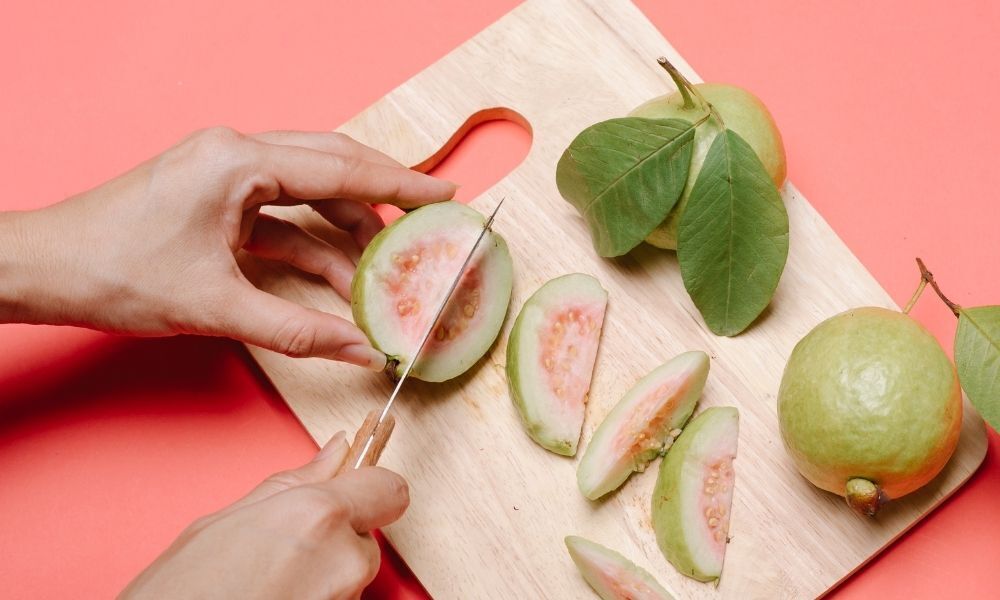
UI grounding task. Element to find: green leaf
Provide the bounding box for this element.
[556,117,696,257]
[955,305,1000,431]
[676,129,789,336]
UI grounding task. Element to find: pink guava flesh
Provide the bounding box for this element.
[507,273,608,456]
[610,377,693,459]
[382,235,487,344]
[539,303,605,410]
[697,451,735,562]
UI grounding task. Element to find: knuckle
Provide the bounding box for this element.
[263,468,306,491]
[197,125,243,145]
[184,126,248,165]
[271,317,318,358]
[330,154,361,191]
[179,514,215,539]
[330,131,355,149]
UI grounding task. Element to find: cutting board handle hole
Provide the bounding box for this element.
[377,108,531,223]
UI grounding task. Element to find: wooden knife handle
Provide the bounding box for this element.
[337,409,396,475]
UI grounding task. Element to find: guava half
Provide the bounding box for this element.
[507,274,608,456]
[577,351,709,500]
[652,406,739,583]
[777,307,962,516]
[351,201,513,382]
[565,535,674,600]
[629,84,786,250]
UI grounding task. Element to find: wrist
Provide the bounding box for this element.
[0,211,38,323]
[0,207,88,327]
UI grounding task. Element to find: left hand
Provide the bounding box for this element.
[0,127,456,368]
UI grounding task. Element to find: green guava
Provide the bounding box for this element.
[577,351,709,500]
[507,274,608,456]
[777,307,963,516]
[565,536,674,600]
[629,84,786,249]
[351,201,513,382]
[652,406,739,583]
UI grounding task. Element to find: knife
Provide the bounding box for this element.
[337,199,505,474]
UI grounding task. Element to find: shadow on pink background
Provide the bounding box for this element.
[1,1,997,598]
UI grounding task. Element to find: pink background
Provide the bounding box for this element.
[1,1,998,597]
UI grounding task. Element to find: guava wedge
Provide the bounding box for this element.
[351,201,513,382]
[652,406,739,583]
[565,536,674,600]
[507,274,608,456]
[577,351,709,500]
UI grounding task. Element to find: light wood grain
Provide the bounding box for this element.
[243,0,988,597]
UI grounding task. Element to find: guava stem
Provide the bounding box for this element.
[384,356,402,382]
[902,278,927,315]
[845,478,887,517]
[657,56,696,110]
[915,258,961,317]
[655,57,726,128]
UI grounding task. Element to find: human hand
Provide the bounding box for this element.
[120,432,409,600]
[0,127,456,368]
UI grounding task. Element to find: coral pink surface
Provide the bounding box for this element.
[1,1,997,598]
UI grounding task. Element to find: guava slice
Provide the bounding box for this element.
[351,201,513,382]
[577,351,709,500]
[652,406,739,583]
[565,536,675,600]
[507,274,607,456]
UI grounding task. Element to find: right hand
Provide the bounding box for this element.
[120,432,409,600]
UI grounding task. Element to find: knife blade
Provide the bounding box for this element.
[346,198,505,471]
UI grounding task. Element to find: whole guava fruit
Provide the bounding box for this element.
[777,307,962,516]
[629,84,786,249]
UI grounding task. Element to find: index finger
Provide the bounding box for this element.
[319,466,410,533]
[251,130,403,168]
[253,142,456,209]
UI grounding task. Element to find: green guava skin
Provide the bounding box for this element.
[651,406,738,584]
[777,307,963,504]
[629,84,787,250]
[507,274,607,456]
[507,310,574,456]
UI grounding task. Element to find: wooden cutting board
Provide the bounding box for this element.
[243,0,988,597]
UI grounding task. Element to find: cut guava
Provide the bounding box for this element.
[507,274,607,456]
[577,351,709,500]
[351,201,513,382]
[652,406,739,583]
[565,536,674,600]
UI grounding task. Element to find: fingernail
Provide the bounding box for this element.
[314,431,347,461]
[337,344,387,371]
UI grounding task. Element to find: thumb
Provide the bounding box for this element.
[321,467,411,533]
[223,431,350,513]
[218,283,386,370]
